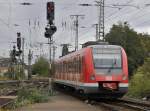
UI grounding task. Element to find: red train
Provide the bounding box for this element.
[54,42,128,98]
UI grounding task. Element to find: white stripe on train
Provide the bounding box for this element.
[54,79,128,88]
[119,83,129,87]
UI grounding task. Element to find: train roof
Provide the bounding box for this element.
[87,44,122,49]
[56,48,87,62]
[82,41,122,49]
[82,41,109,47]
[56,44,123,63]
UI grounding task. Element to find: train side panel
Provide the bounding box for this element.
[54,45,129,98]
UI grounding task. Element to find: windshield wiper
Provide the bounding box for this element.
[108,59,117,73]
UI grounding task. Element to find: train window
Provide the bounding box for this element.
[76,57,79,73]
[93,48,121,54]
[72,58,75,74]
[67,63,68,74]
[59,64,60,73]
[93,54,122,68]
[70,61,72,73]
[93,49,122,68]
[65,62,67,73]
[56,64,58,73]
[64,62,65,73]
[68,61,72,73]
[75,58,77,73]
[93,48,122,74]
[77,57,80,73]
[79,57,82,73]
[57,64,59,73]
[73,59,75,73]
[61,62,63,73]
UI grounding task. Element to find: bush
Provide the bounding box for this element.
[12,87,49,109]
[105,23,146,76]
[32,57,49,77]
[127,58,150,98]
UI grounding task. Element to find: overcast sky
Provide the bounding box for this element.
[0,0,150,63]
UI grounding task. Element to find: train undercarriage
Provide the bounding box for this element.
[53,81,128,99]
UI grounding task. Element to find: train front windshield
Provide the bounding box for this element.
[93,47,122,74]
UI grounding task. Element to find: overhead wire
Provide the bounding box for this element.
[1,0,150,58]
[105,0,148,27]
[75,0,135,38]
[105,0,135,24]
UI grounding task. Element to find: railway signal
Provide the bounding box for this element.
[47,2,55,25]
[45,24,57,38]
[12,45,17,62]
[45,2,57,94]
[45,2,57,39]
[17,32,21,51]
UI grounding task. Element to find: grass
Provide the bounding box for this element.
[5,86,53,110]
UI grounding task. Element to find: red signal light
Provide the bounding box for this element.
[47,2,55,21]
[47,3,54,12]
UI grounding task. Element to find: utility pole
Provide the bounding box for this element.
[17,32,22,79]
[12,45,17,79]
[28,49,32,79]
[45,2,57,94]
[39,43,43,57]
[93,24,99,40]
[79,1,105,41]
[70,15,85,51]
[61,44,70,56]
[48,38,52,70]
[22,38,25,75]
[97,0,105,41]
[37,42,44,57]
[53,45,57,62]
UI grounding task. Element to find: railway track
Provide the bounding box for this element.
[116,98,150,111]
[0,79,49,85]
[92,98,150,111]
[0,79,49,109]
[0,96,17,109]
[1,80,145,111]
[55,84,150,111]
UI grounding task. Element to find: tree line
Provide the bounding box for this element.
[105,22,150,76]
[32,22,150,77]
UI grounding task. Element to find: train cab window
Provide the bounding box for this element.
[93,47,122,74]
[94,54,121,68]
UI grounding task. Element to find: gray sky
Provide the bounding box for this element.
[0,0,150,63]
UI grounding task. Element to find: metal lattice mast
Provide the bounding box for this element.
[93,24,99,41]
[98,0,105,41]
[70,15,84,51]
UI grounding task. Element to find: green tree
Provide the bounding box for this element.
[32,57,49,77]
[105,22,145,76]
[128,58,150,98]
[139,33,150,57]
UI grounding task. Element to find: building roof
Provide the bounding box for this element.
[0,58,11,67]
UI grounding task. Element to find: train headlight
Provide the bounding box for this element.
[122,74,127,80]
[90,75,95,81]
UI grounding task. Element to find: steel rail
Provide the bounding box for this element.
[95,98,150,111]
[116,98,150,111]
